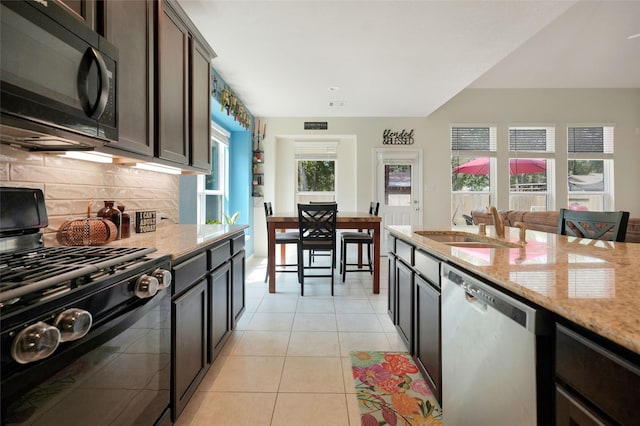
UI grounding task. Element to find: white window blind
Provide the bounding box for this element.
[509,126,555,152]
[568,126,614,154]
[451,126,497,152]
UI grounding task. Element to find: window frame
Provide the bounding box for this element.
[507,125,556,211]
[197,123,229,224]
[566,125,615,211]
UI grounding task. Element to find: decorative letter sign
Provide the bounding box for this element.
[383,129,415,145]
[135,211,157,233]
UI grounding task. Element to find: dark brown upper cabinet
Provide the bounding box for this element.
[190,37,212,171]
[103,0,155,156]
[157,1,189,165]
[157,0,214,172]
[55,0,98,30]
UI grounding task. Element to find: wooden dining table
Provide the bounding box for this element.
[266,211,382,294]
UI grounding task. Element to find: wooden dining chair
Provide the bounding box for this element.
[557,208,630,242]
[297,203,338,296]
[308,201,338,268]
[339,202,379,282]
[264,202,299,282]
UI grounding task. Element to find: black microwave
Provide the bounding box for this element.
[0,0,118,151]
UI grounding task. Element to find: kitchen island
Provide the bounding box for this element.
[387,224,640,425]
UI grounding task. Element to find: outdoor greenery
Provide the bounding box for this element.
[297,160,335,191]
[568,160,604,175]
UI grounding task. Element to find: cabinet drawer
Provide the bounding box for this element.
[556,324,640,425]
[415,249,439,286]
[209,241,230,271]
[395,239,413,265]
[231,233,245,255]
[173,252,207,295]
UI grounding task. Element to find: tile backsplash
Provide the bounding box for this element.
[1,144,179,234]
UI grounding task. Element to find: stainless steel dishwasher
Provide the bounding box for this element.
[441,263,552,426]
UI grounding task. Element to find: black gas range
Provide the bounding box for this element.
[0,187,172,425]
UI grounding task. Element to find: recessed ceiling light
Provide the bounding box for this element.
[628,33,640,40]
[328,86,341,92]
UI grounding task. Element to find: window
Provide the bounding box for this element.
[294,141,337,204]
[508,126,555,211]
[567,126,614,211]
[451,126,496,224]
[198,123,229,224]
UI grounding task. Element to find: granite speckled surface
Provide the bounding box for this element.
[46,223,249,262]
[387,224,640,355]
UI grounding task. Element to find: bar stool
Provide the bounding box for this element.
[339,202,379,282]
[297,203,338,296]
[557,208,629,242]
[264,202,299,282]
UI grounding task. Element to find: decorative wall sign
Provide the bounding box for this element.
[135,211,156,233]
[383,129,415,145]
[304,121,328,130]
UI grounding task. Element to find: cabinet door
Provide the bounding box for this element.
[190,38,212,171]
[556,385,609,426]
[414,275,441,403]
[387,254,397,324]
[172,278,208,420]
[210,262,231,359]
[158,1,189,164]
[231,251,245,326]
[56,0,97,29]
[396,259,413,351]
[104,0,154,156]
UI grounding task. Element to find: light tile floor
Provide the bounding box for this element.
[176,253,405,425]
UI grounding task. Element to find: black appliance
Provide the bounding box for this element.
[0,0,118,151]
[0,187,172,425]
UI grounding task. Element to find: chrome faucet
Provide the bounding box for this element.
[487,206,505,238]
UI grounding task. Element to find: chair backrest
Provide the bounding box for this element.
[369,202,380,216]
[297,203,338,248]
[557,208,630,242]
[264,202,273,217]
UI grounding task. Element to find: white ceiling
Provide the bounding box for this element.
[177,0,640,118]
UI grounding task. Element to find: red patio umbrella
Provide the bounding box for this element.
[453,157,546,175]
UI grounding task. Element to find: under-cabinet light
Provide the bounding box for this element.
[60,151,113,163]
[134,162,182,175]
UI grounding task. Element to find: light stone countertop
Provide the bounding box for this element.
[387,224,640,355]
[46,223,249,262]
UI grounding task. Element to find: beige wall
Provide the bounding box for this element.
[256,88,640,256]
[0,144,179,235]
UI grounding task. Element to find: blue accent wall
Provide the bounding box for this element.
[212,96,254,256]
[179,68,255,255]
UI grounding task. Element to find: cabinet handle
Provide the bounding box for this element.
[77,47,110,119]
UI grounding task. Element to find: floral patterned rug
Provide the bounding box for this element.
[350,351,443,426]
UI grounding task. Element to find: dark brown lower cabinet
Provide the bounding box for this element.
[231,251,245,326]
[387,253,397,323]
[209,262,230,360]
[172,232,245,421]
[414,274,441,403]
[396,259,413,351]
[555,323,640,426]
[173,278,208,418]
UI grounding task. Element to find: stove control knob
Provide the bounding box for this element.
[11,321,61,364]
[153,269,172,290]
[135,275,159,299]
[54,309,93,342]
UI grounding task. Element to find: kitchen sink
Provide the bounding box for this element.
[414,230,522,248]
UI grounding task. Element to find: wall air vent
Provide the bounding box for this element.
[304,122,328,130]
